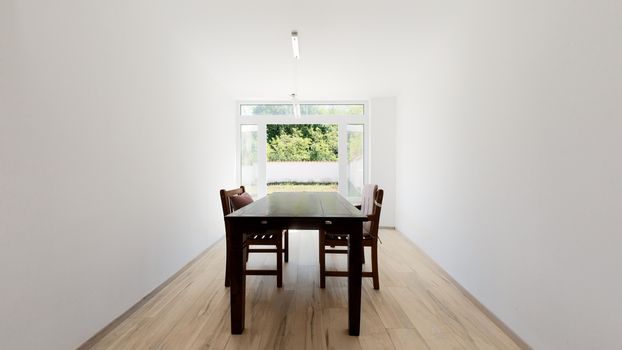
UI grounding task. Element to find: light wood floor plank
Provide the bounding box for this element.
[388,328,431,350]
[83,230,525,350]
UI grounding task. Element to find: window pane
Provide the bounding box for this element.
[240,104,293,116]
[347,124,364,199]
[266,124,338,194]
[240,125,258,197]
[300,104,364,116]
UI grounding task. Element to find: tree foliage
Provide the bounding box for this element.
[267,124,338,161]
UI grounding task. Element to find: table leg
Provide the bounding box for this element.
[229,222,245,334]
[347,222,363,336]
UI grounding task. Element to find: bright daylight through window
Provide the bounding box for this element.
[238,103,367,202]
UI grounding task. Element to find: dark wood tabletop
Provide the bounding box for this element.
[226,191,367,223]
[224,191,367,335]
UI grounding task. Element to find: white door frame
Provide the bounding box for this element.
[236,101,369,200]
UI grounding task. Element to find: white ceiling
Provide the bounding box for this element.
[179,0,419,100]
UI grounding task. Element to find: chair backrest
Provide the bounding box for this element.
[220,186,246,217]
[361,184,378,234]
[367,188,384,239]
[360,184,378,216]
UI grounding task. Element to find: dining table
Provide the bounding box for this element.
[224,191,368,335]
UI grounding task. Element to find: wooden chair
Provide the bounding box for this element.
[220,186,289,288]
[319,184,384,289]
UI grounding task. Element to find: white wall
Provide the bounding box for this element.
[266,161,338,183]
[395,1,622,349]
[0,1,235,349]
[370,97,396,227]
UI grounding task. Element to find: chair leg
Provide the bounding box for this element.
[318,231,322,265]
[276,234,283,288]
[371,241,379,290]
[225,237,231,287]
[319,230,326,288]
[284,229,289,263]
[243,245,248,274]
[361,243,366,264]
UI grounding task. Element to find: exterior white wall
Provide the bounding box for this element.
[266,161,338,183]
[394,1,622,349]
[370,97,396,227]
[0,2,235,349]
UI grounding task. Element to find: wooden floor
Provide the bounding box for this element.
[86,229,523,350]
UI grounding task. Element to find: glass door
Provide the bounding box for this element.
[238,102,368,202]
[239,124,259,197]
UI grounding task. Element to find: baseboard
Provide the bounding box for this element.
[76,237,223,349]
[396,230,532,350]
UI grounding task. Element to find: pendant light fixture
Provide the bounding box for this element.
[291,30,301,118]
[291,30,300,59]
